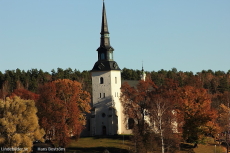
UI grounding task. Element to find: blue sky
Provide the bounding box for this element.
[0,0,229,73]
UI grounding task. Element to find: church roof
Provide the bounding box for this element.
[92,61,120,71]
[121,80,139,87]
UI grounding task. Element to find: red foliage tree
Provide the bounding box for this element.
[121,78,181,153]
[148,79,181,153]
[37,79,91,147]
[120,78,157,153]
[10,88,39,101]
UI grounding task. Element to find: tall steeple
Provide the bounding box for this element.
[90,1,131,136]
[92,1,120,71]
[99,1,111,48]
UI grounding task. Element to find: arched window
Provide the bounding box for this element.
[128,118,134,129]
[115,77,117,84]
[109,52,113,60]
[100,77,104,84]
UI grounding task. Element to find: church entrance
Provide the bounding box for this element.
[102,126,106,135]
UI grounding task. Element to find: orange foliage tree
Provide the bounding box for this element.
[217,103,230,132]
[177,86,218,143]
[36,79,91,147]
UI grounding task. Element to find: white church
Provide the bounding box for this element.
[85,2,147,136]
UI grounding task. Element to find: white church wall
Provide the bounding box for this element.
[91,70,132,135]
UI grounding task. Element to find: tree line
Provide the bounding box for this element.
[122,67,230,93]
[1,67,230,92]
[0,67,229,107]
[123,67,230,111]
[0,68,92,97]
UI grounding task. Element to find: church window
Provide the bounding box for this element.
[100,77,104,84]
[100,93,101,98]
[109,52,113,60]
[102,113,106,118]
[115,77,117,84]
[104,93,105,98]
[128,118,134,129]
[101,53,105,60]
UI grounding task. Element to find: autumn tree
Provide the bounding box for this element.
[121,79,183,153]
[148,79,180,153]
[0,96,45,152]
[177,86,218,143]
[120,79,157,153]
[37,79,91,147]
[217,104,230,132]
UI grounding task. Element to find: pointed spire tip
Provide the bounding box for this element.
[142,60,144,71]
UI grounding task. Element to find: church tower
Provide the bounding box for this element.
[141,62,146,81]
[90,2,131,136]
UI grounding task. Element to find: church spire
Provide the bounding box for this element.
[97,1,114,59]
[92,1,120,71]
[101,1,109,37]
[98,1,113,49]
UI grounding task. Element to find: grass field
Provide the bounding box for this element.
[66,136,226,153]
[193,137,226,153]
[182,137,226,153]
[67,136,132,153]
[193,144,224,153]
